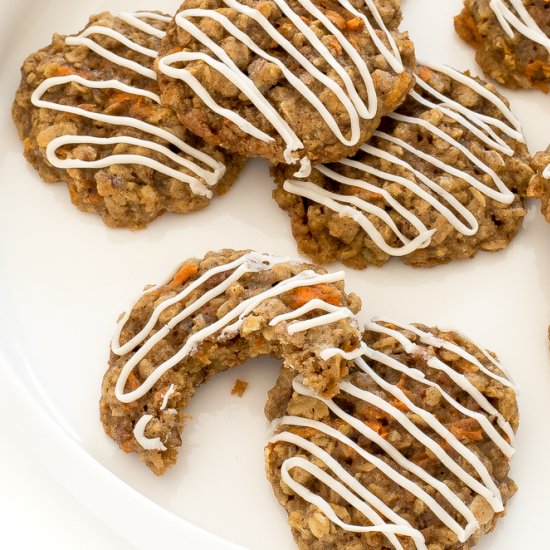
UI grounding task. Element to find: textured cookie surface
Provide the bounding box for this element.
[273,62,532,268]
[455,0,550,91]
[266,320,519,549]
[156,0,415,168]
[13,11,245,229]
[527,146,550,222]
[100,249,362,474]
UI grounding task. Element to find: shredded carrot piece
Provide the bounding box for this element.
[346,17,364,32]
[525,60,550,93]
[331,36,343,55]
[390,399,409,413]
[437,438,453,454]
[126,372,140,392]
[366,421,388,438]
[131,96,155,118]
[121,440,134,453]
[122,374,140,409]
[107,92,136,106]
[53,65,92,78]
[448,418,483,442]
[77,103,96,111]
[54,65,78,77]
[170,262,198,287]
[287,284,342,309]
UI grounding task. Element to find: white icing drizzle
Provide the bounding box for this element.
[112,252,352,404]
[543,163,550,179]
[160,384,176,411]
[283,61,524,256]
[133,414,167,451]
[283,179,436,257]
[157,0,403,165]
[270,322,517,547]
[415,59,525,144]
[490,0,550,54]
[269,298,354,334]
[31,12,226,197]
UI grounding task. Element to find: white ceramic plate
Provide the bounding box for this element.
[1,0,549,548]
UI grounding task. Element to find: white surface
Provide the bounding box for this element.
[0,420,137,550]
[0,0,549,549]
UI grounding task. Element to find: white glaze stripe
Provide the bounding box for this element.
[278,379,480,543]
[133,414,167,451]
[387,112,514,203]
[272,430,420,549]
[158,0,403,164]
[283,61,522,256]
[359,345,514,457]
[283,179,435,256]
[543,164,550,179]
[490,0,550,54]
[361,138,479,231]
[32,12,226,196]
[272,322,517,545]
[370,318,516,389]
[65,25,159,79]
[112,252,287,354]
[160,384,176,411]
[270,298,354,334]
[341,379,503,511]
[276,414,479,539]
[116,11,171,38]
[113,253,348,403]
[416,59,524,141]
[368,319,516,446]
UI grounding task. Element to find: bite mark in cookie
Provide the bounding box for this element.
[100,249,362,474]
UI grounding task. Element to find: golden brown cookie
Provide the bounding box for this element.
[100,249,362,474]
[13,11,245,229]
[266,319,519,549]
[156,0,416,169]
[273,62,532,268]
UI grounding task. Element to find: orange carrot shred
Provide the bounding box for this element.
[366,421,388,438]
[170,262,198,287]
[448,418,483,442]
[390,399,409,413]
[287,284,342,309]
[121,440,134,453]
[107,92,136,106]
[126,372,140,392]
[346,17,364,31]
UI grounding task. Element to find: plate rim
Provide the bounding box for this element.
[0,351,247,550]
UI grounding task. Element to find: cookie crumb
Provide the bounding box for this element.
[231,379,249,397]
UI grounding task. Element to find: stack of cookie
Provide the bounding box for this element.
[11,1,549,549]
